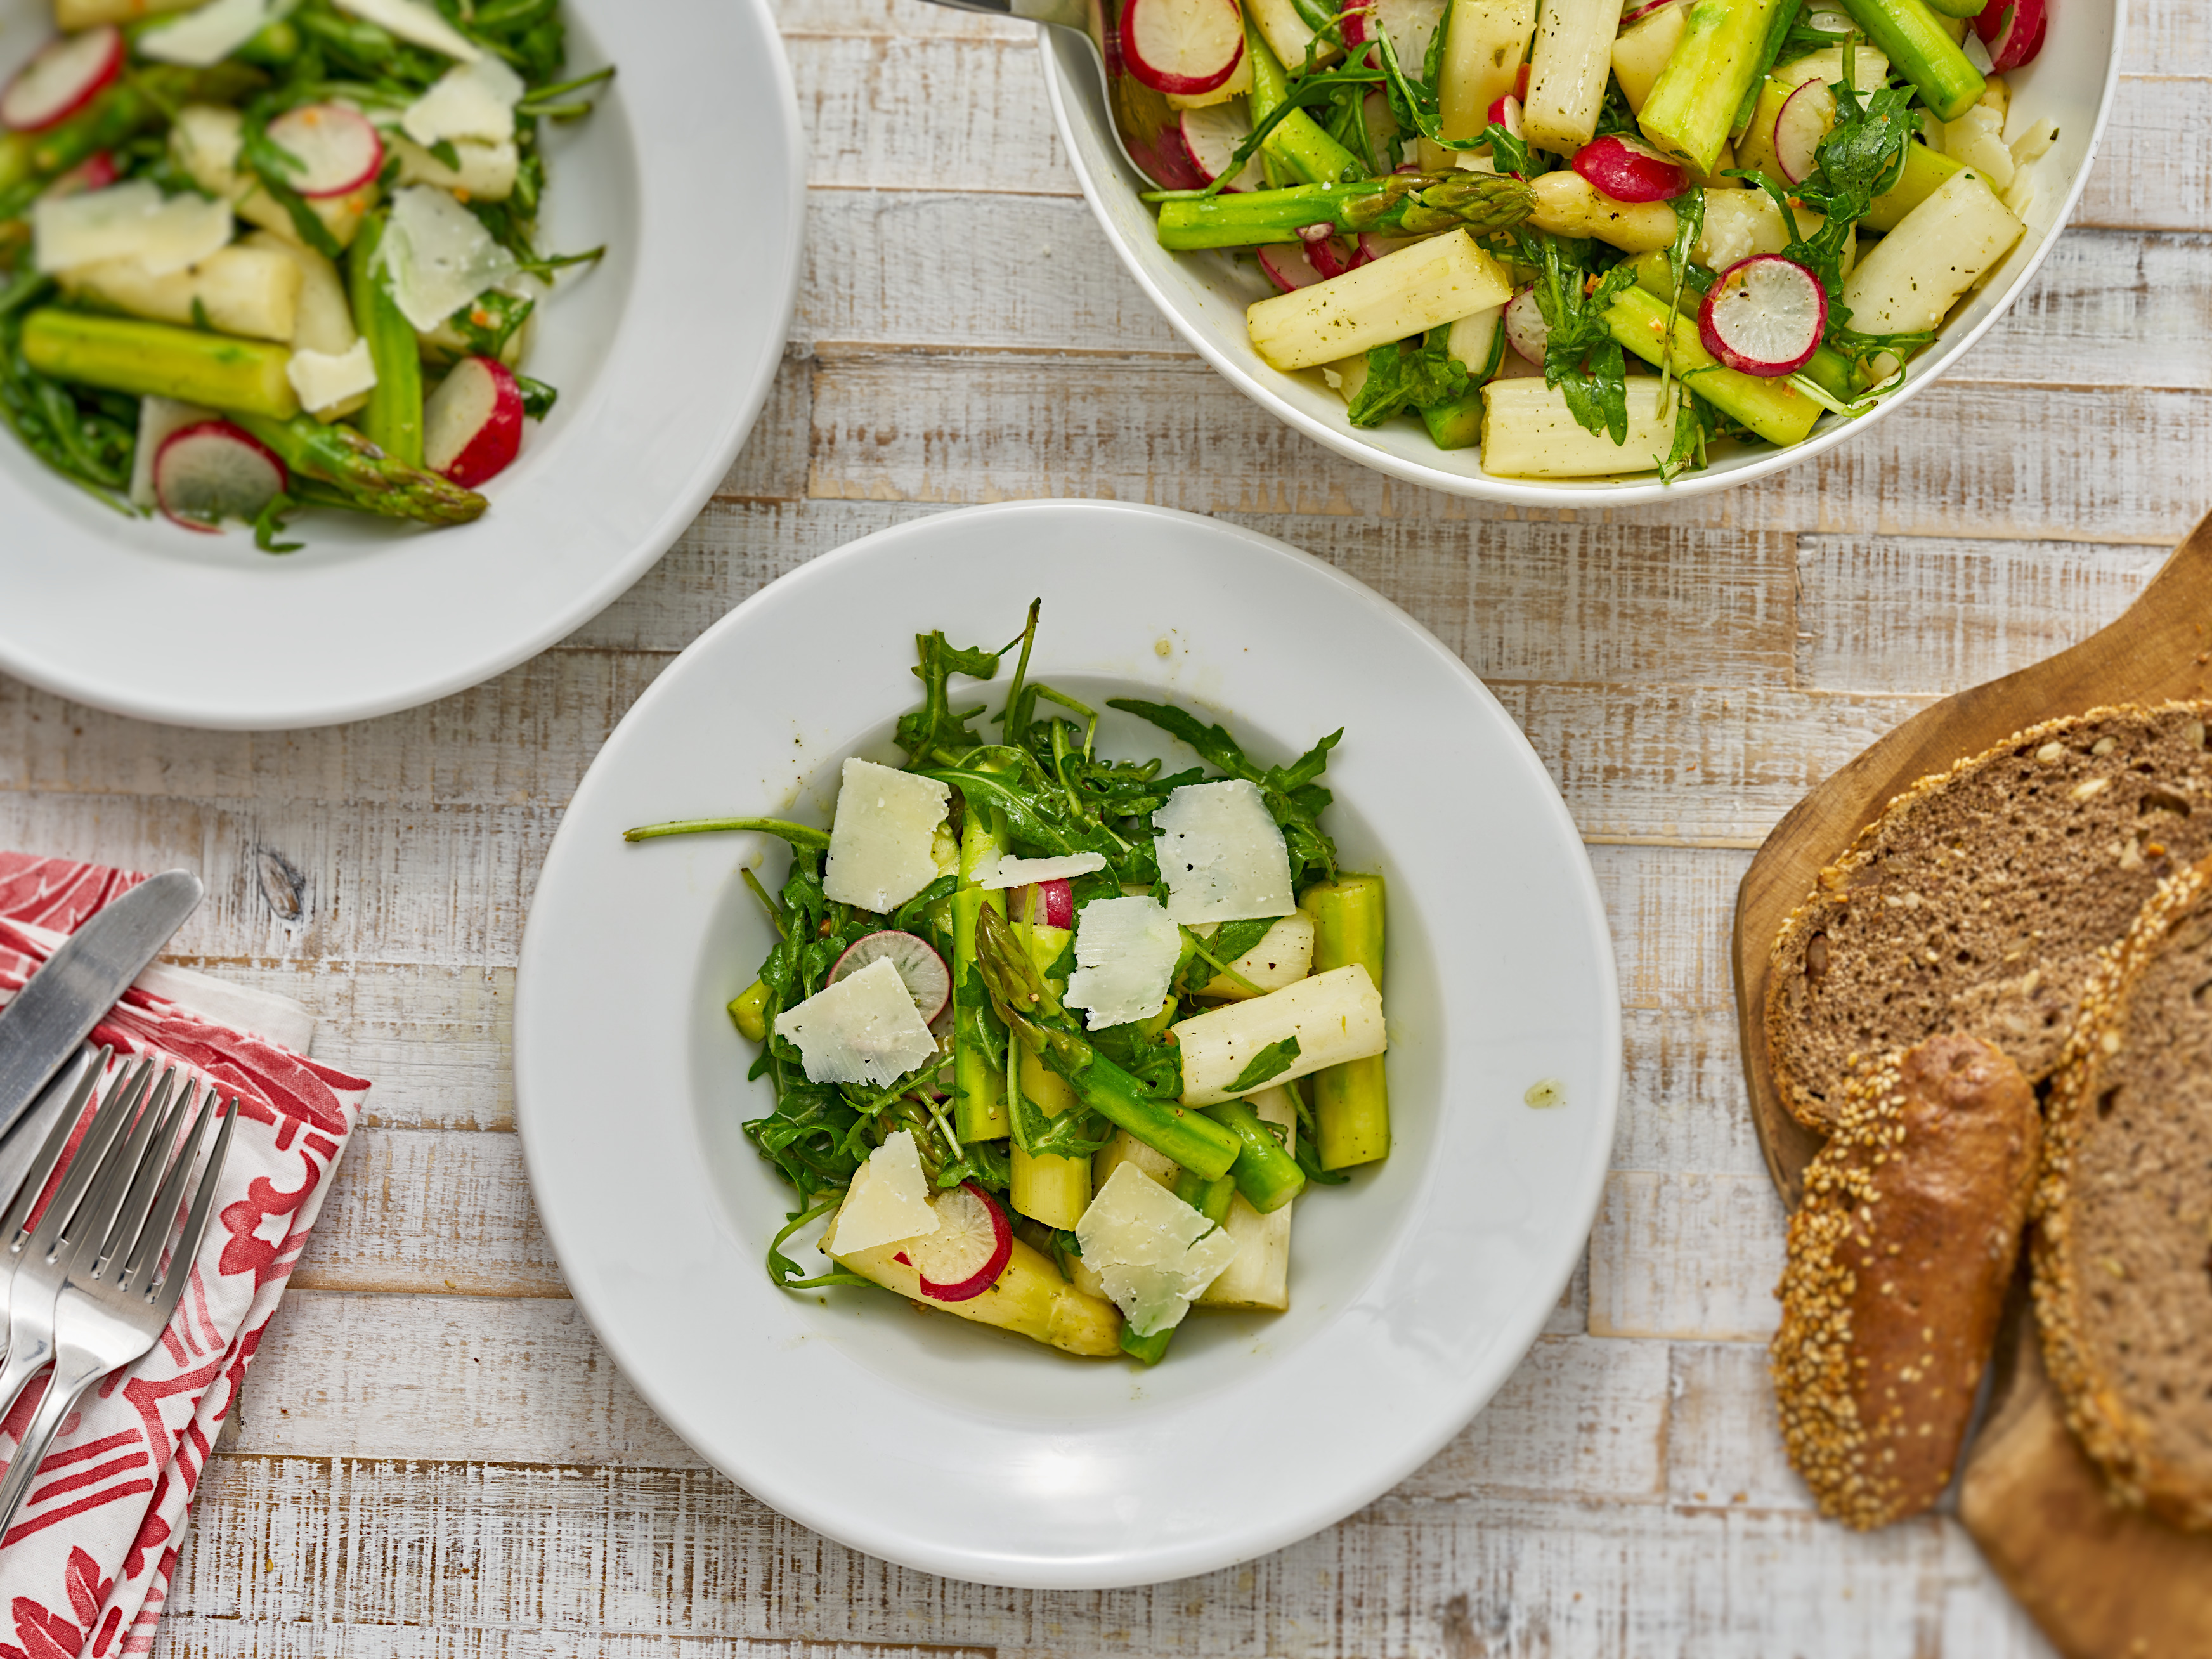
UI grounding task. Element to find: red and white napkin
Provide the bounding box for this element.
[0,854,369,1658]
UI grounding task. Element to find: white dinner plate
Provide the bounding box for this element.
[514,500,1622,1587]
[0,0,803,729]
[1039,2,2121,507]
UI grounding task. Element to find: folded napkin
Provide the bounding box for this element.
[0,853,369,1659]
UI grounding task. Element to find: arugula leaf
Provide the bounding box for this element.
[1226,1037,1301,1095]
[1107,699,1343,885]
[1526,235,1641,444]
[1756,80,1915,301]
[1346,332,1469,427]
[895,630,1001,766]
[512,374,559,421]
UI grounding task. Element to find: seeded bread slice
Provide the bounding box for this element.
[1767,702,2212,1131]
[2033,852,2212,1533]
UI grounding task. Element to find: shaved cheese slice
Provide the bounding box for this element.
[973,850,1108,890]
[1063,895,1181,1030]
[34,181,231,278]
[140,0,294,66]
[826,1129,942,1254]
[823,757,951,913]
[401,54,525,146]
[332,0,481,60]
[288,339,378,415]
[1153,779,1294,925]
[776,956,940,1088]
[1075,1162,1239,1337]
[378,183,517,332]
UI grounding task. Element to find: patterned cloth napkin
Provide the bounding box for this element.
[0,854,369,1659]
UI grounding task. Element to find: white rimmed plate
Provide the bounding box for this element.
[0,0,803,729]
[1039,3,2121,506]
[514,500,1622,1588]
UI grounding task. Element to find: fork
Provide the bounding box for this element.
[0,1065,235,1538]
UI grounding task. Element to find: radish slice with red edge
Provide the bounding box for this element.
[423,355,524,487]
[1119,0,1243,98]
[1178,103,1262,190]
[828,929,953,1024]
[1018,880,1074,929]
[153,420,287,533]
[908,1182,1012,1302]
[1304,233,1359,278]
[39,149,115,200]
[1773,78,1834,184]
[1698,254,1826,377]
[1486,93,1524,141]
[1573,133,1688,202]
[1,26,121,133]
[1256,244,1325,292]
[264,103,384,198]
[1504,285,1549,365]
[1358,231,1417,263]
[1618,0,1675,22]
[1974,0,2045,70]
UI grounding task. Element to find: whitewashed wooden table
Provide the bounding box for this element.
[1,1,2202,1650]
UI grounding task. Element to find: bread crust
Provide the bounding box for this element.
[2034,852,2212,1534]
[1771,1033,2040,1529]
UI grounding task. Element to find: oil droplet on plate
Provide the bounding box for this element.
[1523,1077,1566,1109]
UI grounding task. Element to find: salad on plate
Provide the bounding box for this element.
[0,0,609,545]
[627,604,1393,1367]
[1118,0,2058,479]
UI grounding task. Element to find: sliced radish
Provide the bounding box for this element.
[264,103,385,198]
[422,355,524,487]
[1358,231,1419,262]
[1974,0,2045,71]
[153,420,287,533]
[1698,254,1826,376]
[1,27,121,133]
[1304,233,1360,278]
[1119,0,1243,98]
[1014,880,1076,929]
[828,929,953,1024]
[907,1181,1012,1302]
[1504,285,1550,365]
[1256,243,1325,291]
[1618,0,1675,23]
[1773,78,1835,184]
[1340,0,1374,44]
[1486,93,1525,142]
[1178,102,1263,191]
[1573,134,1689,202]
[38,149,115,200]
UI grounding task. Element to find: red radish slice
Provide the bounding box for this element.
[1305,234,1359,278]
[39,149,115,200]
[1618,0,1675,22]
[1015,880,1075,929]
[1486,93,1525,141]
[1256,243,1325,292]
[1773,78,1835,184]
[1119,0,1243,98]
[908,1181,1012,1302]
[264,103,384,198]
[1698,254,1827,376]
[153,420,287,533]
[1513,62,1530,100]
[423,355,524,487]
[1341,0,1374,44]
[1358,231,1418,262]
[1178,103,1262,190]
[1974,0,2045,70]
[828,929,953,1024]
[1504,285,1550,365]
[1573,134,1688,202]
[1,26,121,133]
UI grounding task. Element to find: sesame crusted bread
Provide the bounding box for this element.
[2033,850,2212,1533]
[1771,1034,2040,1529]
[1767,702,2212,1131]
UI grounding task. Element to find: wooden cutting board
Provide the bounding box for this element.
[1729,505,2212,1659]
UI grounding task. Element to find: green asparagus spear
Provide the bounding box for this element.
[1298,876,1390,1170]
[1121,1322,1174,1365]
[1174,1166,1237,1226]
[1155,172,1537,251]
[952,762,1014,1143]
[348,214,426,468]
[231,412,488,524]
[1835,0,1986,119]
[974,906,1242,1181]
[1637,0,1792,175]
[1243,15,1364,187]
[1206,1098,1306,1214]
[20,308,299,417]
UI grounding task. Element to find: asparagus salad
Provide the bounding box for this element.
[1122,0,2057,479]
[626,606,1391,1365]
[0,0,609,545]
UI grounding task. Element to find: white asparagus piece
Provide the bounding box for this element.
[1609,2,1684,113]
[1522,0,1619,153]
[1174,964,1387,1105]
[243,231,355,356]
[1244,0,1337,75]
[1197,1086,1294,1310]
[58,244,302,342]
[1248,230,1512,372]
[1195,912,1317,1001]
[1437,0,1536,143]
[1841,167,2022,341]
[1479,377,1679,479]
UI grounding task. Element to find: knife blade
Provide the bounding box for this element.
[0,869,203,1142]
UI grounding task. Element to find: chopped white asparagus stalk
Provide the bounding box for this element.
[1522,0,1619,154]
[1247,229,1511,373]
[1194,911,1317,1001]
[1243,0,1336,74]
[1197,1086,1296,1310]
[1840,166,2023,349]
[1478,377,1681,479]
[1436,0,1535,141]
[57,245,302,344]
[1609,3,1685,114]
[245,233,357,358]
[1173,963,1388,1105]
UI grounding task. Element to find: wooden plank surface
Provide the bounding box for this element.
[0,0,2196,1651]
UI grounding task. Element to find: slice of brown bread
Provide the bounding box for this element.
[2033,851,2212,1533]
[1767,701,2212,1130]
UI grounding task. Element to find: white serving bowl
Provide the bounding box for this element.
[1040,4,2122,507]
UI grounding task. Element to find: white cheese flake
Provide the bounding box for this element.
[1153,779,1295,925]
[287,339,378,415]
[401,54,525,147]
[822,758,951,913]
[35,182,232,278]
[378,183,517,332]
[139,0,293,67]
[775,956,940,1088]
[332,0,481,60]
[1062,895,1181,1030]
[973,850,1107,890]
[826,1129,942,1255]
[1075,1162,1239,1337]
